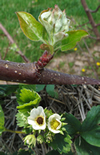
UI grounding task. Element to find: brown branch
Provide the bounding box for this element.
[89,35,99,40]
[95,23,100,27]
[0,59,100,84]
[82,38,98,79]
[89,5,100,13]
[3,43,10,60]
[81,0,100,40]
[0,23,29,63]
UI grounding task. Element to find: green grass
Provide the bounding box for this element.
[0,0,100,62]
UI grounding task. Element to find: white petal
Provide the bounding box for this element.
[30,108,38,117]
[48,114,62,133]
[28,106,46,130]
[41,11,51,20]
[49,114,61,121]
[56,119,62,129]
[37,106,44,115]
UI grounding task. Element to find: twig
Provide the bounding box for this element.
[81,0,100,40]
[83,85,92,107]
[82,38,98,79]
[0,23,29,63]
[88,85,100,95]
[3,43,10,60]
[89,5,100,13]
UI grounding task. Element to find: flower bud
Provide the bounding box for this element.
[38,5,70,46]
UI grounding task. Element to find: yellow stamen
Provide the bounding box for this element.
[50,119,60,130]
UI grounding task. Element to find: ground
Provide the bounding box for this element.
[47,44,100,78]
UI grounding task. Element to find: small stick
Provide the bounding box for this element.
[0,23,29,63]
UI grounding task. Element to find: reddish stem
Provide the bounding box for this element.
[36,50,53,69]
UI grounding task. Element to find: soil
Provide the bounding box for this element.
[47,44,100,78]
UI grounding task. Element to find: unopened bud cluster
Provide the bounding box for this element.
[39,5,70,45]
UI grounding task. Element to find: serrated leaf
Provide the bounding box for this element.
[16,11,48,42]
[61,30,88,51]
[20,84,36,91]
[81,105,100,147]
[17,88,41,109]
[64,112,81,135]
[75,137,100,155]
[0,105,5,135]
[49,133,72,154]
[46,85,58,99]
[16,111,28,128]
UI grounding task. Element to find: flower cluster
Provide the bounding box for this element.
[38,5,70,46]
[28,106,62,134]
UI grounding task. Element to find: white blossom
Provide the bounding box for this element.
[38,5,70,46]
[28,106,46,130]
[48,114,62,133]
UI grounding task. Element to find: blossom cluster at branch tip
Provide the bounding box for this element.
[28,106,62,133]
[38,5,70,46]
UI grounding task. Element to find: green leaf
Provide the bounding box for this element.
[0,105,5,135]
[16,110,29,128]
[81,105,100,147]
[19,84,36,91]
[18,148,35,155]
[75,137,100,155]
[0,152,7,155]
[64,112,81,136]
[16,12,48,42]
[36,84,45,92]
[17,88,41,109]
[46,150,74,155]
[0,85,18,97]
[46,85,58,99]
[61,30,88,51]
[49,133,72,154]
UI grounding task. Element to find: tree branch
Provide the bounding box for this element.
[0,59,100,84]
[89,5,100,13]
[81,0,100,40]
[0,23,29,63]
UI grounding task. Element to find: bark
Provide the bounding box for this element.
[0,60,100,84]
[81,0,100,40]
